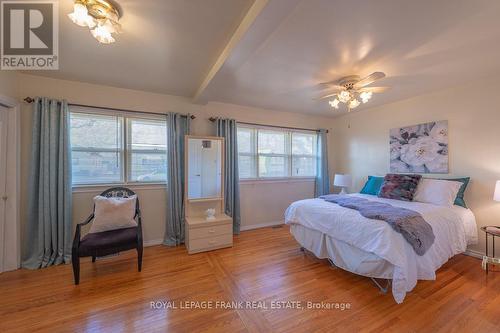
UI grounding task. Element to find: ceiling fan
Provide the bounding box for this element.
[318,72,388,112]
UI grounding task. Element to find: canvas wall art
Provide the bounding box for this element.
[390,120,448,173]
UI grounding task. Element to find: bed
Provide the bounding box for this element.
[284,193,478,303]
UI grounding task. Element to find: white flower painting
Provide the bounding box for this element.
[390,121,448,173]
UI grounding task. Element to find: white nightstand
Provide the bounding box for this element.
[185,214,233,254]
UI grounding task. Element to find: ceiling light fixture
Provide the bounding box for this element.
[348,99,361,109]
[359,91,373,103]
[318,72,387,112]
[68,0,122,44]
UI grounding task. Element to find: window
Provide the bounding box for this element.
[237,125,318,179]
[70,109,167,185]
[71,113,123,184]
[128,118,167,182]
[291,132,317,177]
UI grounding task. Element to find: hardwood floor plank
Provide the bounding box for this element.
[0,226,498,333]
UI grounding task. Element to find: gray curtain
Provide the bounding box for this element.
[216,118,241,234]
[22,97,72,269]
[164,112,191,246]
[315,129,330,197]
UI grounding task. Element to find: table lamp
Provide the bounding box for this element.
[334,174,352,195]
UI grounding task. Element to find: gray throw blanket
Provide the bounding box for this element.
[320,195,435,256]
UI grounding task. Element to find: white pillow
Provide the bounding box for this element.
[413,179,463,207]
[89,195,138,233]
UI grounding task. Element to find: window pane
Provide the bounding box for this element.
[130,118,166,150]
[130,152,167,182]
[292,132,316,155]
[259,156,288,178]
[292,157,316,177]
[129,118,167,182]
[237,127,256,179]
[70,113,122,149]
[70,112,123,184]
[72,151,122,184]
[237,127,254,154]
[238,155,256,179]
[258,130,286,154]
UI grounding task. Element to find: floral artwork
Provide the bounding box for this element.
[390,121,448,173]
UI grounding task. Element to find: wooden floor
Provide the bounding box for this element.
[1,226,499,333]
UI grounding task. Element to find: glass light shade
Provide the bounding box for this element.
[100,17,122,34]
[329,98,340,109]
[68,3,96,28]
[334,174,352,187]
[360,91,373,103]
[494,180,500,202]
[349,99,361,109]
[91,24,115,44]
[338,90,351,103]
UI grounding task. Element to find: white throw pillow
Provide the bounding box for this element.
[89,195,138,233]
[413,179,463,207]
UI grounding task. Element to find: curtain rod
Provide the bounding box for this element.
[208,117,328,133]
[23,97,196,119]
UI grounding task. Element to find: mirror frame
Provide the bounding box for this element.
[184,135,225,203]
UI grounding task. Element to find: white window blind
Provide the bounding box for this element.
[128,118,167,182]
[70,112,124,184]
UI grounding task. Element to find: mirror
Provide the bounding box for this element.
[187,138,222,200]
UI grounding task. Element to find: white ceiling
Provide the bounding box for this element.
[26,0,500,116]
[27,0,253,96]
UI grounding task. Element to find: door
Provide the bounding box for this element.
[0,106,7,272]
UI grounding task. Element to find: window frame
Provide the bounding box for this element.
[237,124,318,181]
[70,107,167,187]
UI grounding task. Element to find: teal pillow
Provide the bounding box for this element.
[360,176,385,195]
[439,177,470,208]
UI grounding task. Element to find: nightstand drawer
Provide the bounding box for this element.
[188,234,233,253]
[189,223,232,240]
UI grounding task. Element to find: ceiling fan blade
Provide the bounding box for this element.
[354,72,386,88]
[359,86,389,93]
[318,82,343,90]
[316,91,340,100]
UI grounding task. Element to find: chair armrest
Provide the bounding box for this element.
[78,214,95,227]
[72,214,94,250]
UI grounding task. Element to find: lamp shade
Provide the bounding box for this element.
[334,174,352,188]
[494,181,500,202]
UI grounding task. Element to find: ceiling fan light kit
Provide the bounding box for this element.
[319,72,386,112]
[68,0,122,44]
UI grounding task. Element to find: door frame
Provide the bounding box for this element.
[0,94,20,273]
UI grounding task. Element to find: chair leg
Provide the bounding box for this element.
[137,246,143,272]
[92,256,96,263]
[72,253,80,285]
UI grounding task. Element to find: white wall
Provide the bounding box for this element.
[13,74,335,244]
[0,72,17,98]
[332,77,500,254]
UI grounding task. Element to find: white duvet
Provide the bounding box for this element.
[284,193,477,303]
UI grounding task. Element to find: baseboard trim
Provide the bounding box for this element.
[240,221,284,231]
[464,249,484,259]
[143,239,163,247]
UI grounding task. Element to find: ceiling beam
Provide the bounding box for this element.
[193,0,269,103]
